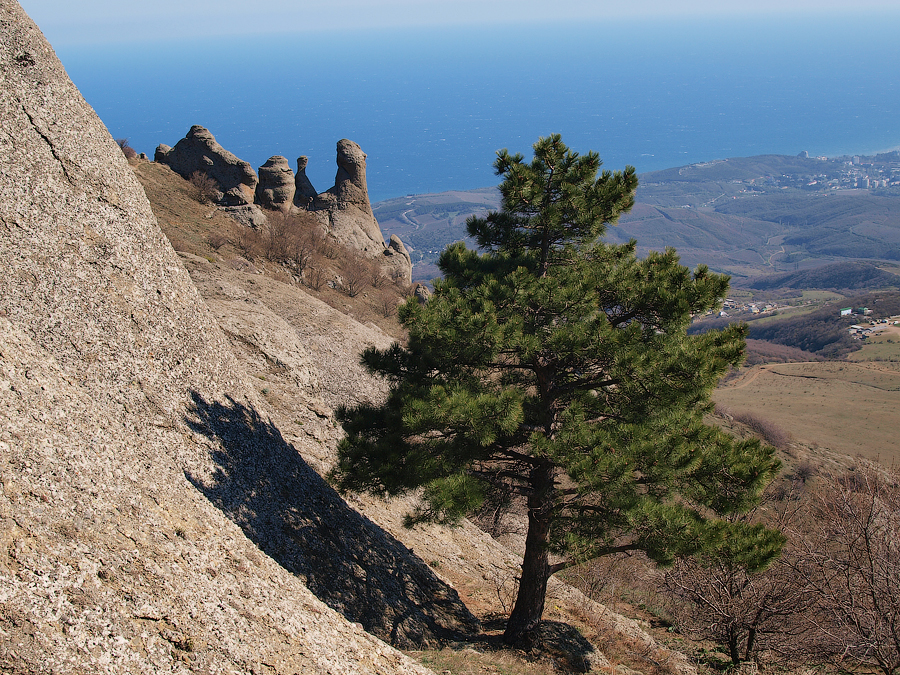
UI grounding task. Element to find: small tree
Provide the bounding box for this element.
[189,170,220,205]
[664,482,811,666]
[331,135,782,644]
[116,138,137,159]
[340,253,371,298]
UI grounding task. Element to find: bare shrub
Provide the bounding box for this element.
[562,553,652,612]
[719,406,792,450]
[485,568,518,615]
[263,211,292,262]
[789,463,900,675]
[378,291,399,318]
[189,171,220,204]
[116,138,137,159]
[229,223,264,260]
[206,230,229,251]
[369,264,389,289]
[663,483,810,667]
[320,235,341,260]
[340,254,371,298]
[305,265,328,291]
[794,460,817,483]
[262,211,325,279]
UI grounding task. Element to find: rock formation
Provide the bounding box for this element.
[157,128,413,283]
[156,124,258,206]
[309,139,383,251]
[294,155,318,204]
[385,232,413,281]
[305,139,412,282]
[256,155,295,209]
[0,1,452,670]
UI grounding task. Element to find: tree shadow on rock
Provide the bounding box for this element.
[184,391,479,647]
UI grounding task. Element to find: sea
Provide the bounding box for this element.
[54,12,900,204]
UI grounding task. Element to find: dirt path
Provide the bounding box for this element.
[722,365,771,390]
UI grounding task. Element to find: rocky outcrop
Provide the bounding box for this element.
[0,1,453,671]
[385,232,413,281]
[256,155,295,209]
[302,140,412,282]
[156,125,258,206]
[156,129,413,282]
[309,139,386,252]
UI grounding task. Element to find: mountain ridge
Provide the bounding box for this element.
[375,153,900,284]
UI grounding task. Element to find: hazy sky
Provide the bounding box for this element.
[18,0,900,46]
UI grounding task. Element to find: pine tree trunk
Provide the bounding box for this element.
[503,461,554,644]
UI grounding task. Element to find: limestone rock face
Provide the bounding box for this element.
[413,283,432,304]
[154,128,412,280]
[333,138,371,207]
[156,125,259,205]
[303,140,412,282]
[256,155,295,209]
[0,2,450,671]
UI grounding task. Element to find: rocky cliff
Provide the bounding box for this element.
[0,2,448,671]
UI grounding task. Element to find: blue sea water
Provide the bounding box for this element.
[55,13,900,203]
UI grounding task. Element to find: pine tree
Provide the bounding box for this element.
[331,134,783,644]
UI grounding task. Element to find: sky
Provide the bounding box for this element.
[17,0,900,46]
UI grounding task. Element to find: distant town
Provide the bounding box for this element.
[738,151,900,193]
[712,299,900,342]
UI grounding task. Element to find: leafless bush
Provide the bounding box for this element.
[189,171,220,204]
[562,553,652,611]
[263,212,325,278]
[663,484,810,667]
[305,265,328,291]
[369,264,390,289]
[794,460,817,483]
[116,138,137,159]
[716,404,792,450]
[340,254,372,298]
[485,568,518,614]
[229,223,264,260]
[378,291,399,318]
[320,235,341,260]
[788,463,900,675]
[206,230,229,251]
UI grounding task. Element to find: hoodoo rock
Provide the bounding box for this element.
[256,155,296,209]
[156,125,259,206]
[310,139,386,252]
[294,155,318,205]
